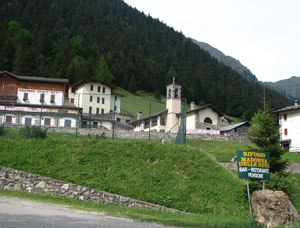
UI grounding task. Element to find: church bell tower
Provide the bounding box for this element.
[165,78,181,133]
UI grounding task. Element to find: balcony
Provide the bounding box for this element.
[0,90,18,102]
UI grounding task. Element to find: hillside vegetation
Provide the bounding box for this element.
[0,136,248,216]
[0,0,290,119]
[264,76,300,101]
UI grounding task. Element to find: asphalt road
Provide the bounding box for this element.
[0,196,175,228]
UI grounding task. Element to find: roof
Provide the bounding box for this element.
[187,104,223,116]
[0,71,68,84]
[220,121,250,132]
[131,109,168,124]
[71,80,115,89]
[274,104,300,113]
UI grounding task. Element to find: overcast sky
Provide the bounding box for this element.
[123,0,300,82]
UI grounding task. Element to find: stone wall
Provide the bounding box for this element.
[5,125,250,142]
[0,166,182,213]
[45,127,250,142]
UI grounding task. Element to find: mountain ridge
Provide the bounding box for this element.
[190,39,257,82]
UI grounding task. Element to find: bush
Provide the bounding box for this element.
[247,172,297,203]
[20,126,47,139]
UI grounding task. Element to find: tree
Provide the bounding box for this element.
[248,110,288,173]
[95,56,114,83]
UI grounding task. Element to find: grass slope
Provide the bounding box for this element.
[115,88,166,119]
[0,136,248,217]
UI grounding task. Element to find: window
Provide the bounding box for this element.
[44,118,51,126]
[70,98,74,104]
[25,118,32,126]
[93,122,98,128]
[115,96,117,101]
[174,88,178,98]
[102,98,105,104]
[97,97,100,103]
[126,119,130,124]
[114,105,117,111]
[204,117,213,124]
[6,116,12,123]
[90,96,93,102]
[50,95,55,103]
[71,88,75,93]
[206,127,212,130]
[23,93,28,101]
[102,87,105,93]
[64,119,71,128]
[96,108,99,115]
[89,106,92,114]
[284,114,287,121]
[98,86,101,92]
[284,128,288,136]
[90,85,93,91]
[117,118,121,122]
[101,108,104,114]
[40,94,45,102]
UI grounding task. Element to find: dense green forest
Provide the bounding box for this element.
[0,0,290,119]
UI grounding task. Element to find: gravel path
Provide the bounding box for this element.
[0,196,175,228]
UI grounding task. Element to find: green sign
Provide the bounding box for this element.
[236,151,270,180]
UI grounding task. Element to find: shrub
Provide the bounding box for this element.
[20,126,47,139]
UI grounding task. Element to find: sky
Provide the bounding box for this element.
[123,0,300,82]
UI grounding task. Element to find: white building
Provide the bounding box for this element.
[68,80,121,115]
[275,101,300,152]
[0,71,79,128]
[132,79,228,134]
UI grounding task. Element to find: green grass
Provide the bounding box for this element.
[283,152,300,163]
[187,139,256,162]
[0,136,249,217]
[0,190,260,228]
[115,88,166,119]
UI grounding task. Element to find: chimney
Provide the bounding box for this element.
[295,100,298,107]
[191,101,195,110]
[137,111,142,120]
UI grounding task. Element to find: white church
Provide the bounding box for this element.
[131,79,230,135]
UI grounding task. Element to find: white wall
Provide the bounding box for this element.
[280,111,300,152]
[58,117,77,128]
[18,89,64,106]
[72,83,113,114]
[21,115,36,126]
[198,107,219,125]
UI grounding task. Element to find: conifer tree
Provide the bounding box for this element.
[96,56,114,83]
[248,110,287,173]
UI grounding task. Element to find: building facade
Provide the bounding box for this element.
[275,101,300,152]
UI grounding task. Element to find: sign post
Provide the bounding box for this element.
[236,150,270,223]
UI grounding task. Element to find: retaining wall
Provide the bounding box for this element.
[0,166,182,213]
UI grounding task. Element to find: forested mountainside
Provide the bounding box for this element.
[191,39,257,82]
[264,76,300,101]
[0,0,290,119]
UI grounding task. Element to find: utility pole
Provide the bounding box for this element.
[2,90,7,136]
[148,97,151,142]
[112,98,116,140]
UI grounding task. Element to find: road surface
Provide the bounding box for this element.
[0,196,175,228]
